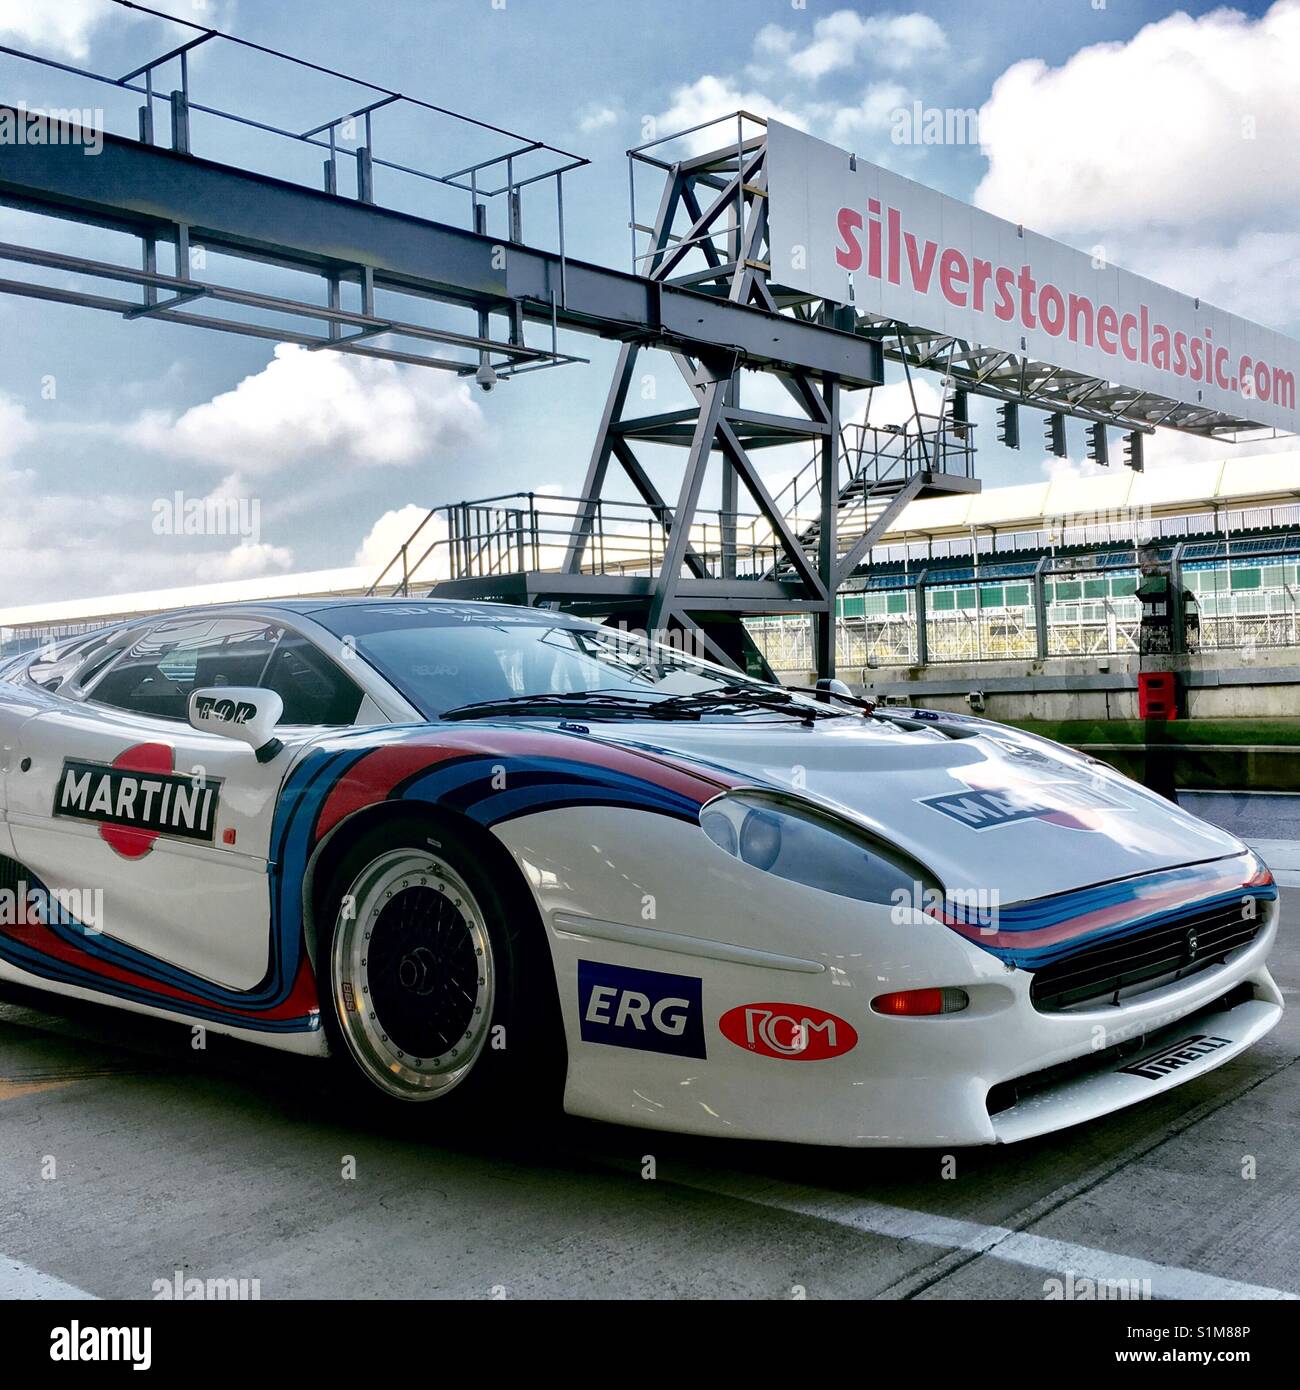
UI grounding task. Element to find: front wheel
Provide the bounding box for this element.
[317,816,561,1115]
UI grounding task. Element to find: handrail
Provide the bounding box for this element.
[1,1,587,249]
[366,415,978,596]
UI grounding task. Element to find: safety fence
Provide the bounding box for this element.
[748,529,1300,677]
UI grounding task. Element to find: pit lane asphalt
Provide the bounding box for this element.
[0,794,1296,1301]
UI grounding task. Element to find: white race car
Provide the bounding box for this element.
[0,598,1281,1145]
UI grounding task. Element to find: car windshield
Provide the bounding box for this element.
[311,603,820,720]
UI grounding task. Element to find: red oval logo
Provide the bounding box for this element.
[718,1002,858,1060]
[102,743,174,859]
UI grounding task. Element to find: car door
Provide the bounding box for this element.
[5,615,364,993]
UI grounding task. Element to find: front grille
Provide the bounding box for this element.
[1029,901,1264,1013]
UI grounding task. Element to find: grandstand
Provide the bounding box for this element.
[747,453,1300,680]
[4,455,1298,714]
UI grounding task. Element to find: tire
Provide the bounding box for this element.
[315,813,563,1122]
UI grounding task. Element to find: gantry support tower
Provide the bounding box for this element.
[533,116,977,675]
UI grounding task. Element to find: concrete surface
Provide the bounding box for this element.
[0,794,1295,1301]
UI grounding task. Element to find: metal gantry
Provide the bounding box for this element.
[433,116,976,675]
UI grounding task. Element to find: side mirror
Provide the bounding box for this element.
[187,687,285,762]
[814,677,853,702]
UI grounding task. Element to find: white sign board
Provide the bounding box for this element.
[766,121,1298,434]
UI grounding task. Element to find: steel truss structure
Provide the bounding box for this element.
[873,326,1271,441]
[0,9,878,386]
[436,115,976,675]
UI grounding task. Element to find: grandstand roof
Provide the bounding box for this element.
[882,452,1300,541]
[0,564,373,633]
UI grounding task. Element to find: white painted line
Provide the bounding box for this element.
[1244,838,1300,886]
[667,1175,1299,1300]
[0,1254,97,1300]
[1182,790,1300,799]
[1247,838,1300,867]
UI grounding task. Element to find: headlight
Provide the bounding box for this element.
[700,790,939,906]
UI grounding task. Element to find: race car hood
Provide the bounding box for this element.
[589,712,1246,902]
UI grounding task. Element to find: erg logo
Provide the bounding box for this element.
[578,960,705,1058]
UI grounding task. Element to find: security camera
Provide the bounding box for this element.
[474,362,499,393]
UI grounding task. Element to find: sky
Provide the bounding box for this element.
[0,0,1297,607]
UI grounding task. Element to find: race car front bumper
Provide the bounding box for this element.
[501,809,1284,1148]
[985,983,1281,1144]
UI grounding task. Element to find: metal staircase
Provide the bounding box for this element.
[768,414,975,583]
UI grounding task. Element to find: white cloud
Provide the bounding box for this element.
[1102,229,1300,330]
[355,504,438,569]
[655,75,807,154]
[656,11,947,160]
[0,0,113,60]
[194,541,294,583]
[0,462,295,608]
[779,10,947,81]
[826,83,910,145]
[0,0,240,61]
[975,0,1300,235]
[0,392,301,607]
[754,24,795,60]
[0,394,36,460]
[654,74,911,160]
[128,344,486,475]
[1040,456,1107,482]
[578,103,621,134]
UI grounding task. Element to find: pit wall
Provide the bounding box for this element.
[776,647,1300,723]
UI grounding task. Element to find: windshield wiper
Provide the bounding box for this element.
[440,691,701,722]
[655,684,836,724]
[781,682,877,714]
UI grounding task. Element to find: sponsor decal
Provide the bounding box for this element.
[53,744,221,858]
[192,693,260,725]
[919,779,1122,832]
[578,959,705,1058]
[718,1002,858,1060]
[1119,1033,1231,1081]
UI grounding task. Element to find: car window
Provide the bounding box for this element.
[24,629,122,692]
[89,618,280,721]
[259,633,363,726]
[310,606,764,718]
